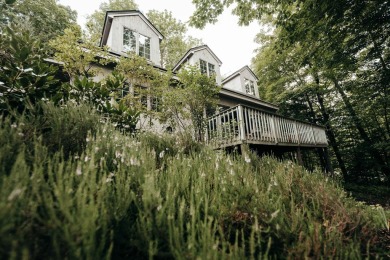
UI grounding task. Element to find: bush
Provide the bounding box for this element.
[0,106,388,259]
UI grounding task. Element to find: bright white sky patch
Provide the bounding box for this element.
[58,0,261,76]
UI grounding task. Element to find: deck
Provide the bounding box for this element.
[206,105,328,149]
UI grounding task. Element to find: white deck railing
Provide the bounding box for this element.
[206,105,327,148]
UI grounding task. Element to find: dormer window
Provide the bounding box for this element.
[199,59,215,77]
[123,28,151,60]
[244,78,256,95]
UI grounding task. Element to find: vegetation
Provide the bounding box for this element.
[190,0,390,184]
[0,0,388,258]
[0,103,388,259]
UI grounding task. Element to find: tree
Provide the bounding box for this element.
[86,0,138,39]
[0,0,77,42]
[162,65,220,141]
[49,24,110,78]
[194,0,390,182]
[0,25,61,114]
[146,10,202,68]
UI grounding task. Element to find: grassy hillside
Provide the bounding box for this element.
[0,103,388,259]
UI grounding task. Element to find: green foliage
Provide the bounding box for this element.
[166,64,220,141]
[49,24,110,78]
[0,25,61,114]
[193,0,390,183]
[0,0,77,42]
[146,9,203,68]
[0,106,388,258]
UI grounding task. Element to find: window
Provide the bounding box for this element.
[208,63,215,76]
[123,28,151,60]
[123,28,136,52]
[134,85,147,107]
[244,78,256,95]
[200,59,208,75]
[151,96,160,111]
[139,34,151,59]
[199,59,216,77]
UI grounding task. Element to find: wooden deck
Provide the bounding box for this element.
[206,105,328,149]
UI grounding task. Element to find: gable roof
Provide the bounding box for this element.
[222,65,258,85]
[172,45,222,72]
[100,10,164,47]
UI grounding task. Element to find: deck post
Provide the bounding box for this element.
[293,121,300,145]
[323,147,334,176]
[270,115,278,144]
[296,147,303,166]
[237,105,246,141]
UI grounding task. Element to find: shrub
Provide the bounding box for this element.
[0,107,387,259]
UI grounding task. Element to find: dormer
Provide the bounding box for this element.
[100,10,164,67]
[172,45,223,85]
[222,66,260,98]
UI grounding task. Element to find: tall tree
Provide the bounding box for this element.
[0,0,77,42]
[146,10,202,68]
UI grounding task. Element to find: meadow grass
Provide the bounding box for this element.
[0,103,388,259]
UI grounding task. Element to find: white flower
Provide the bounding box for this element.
[84,156,90,162]
[105,177,113,183]
[244,156,251,163]
[159,150,165,158]
[17,132,24,137]
[8,188,24,201]
[11,123,17,128]
[86,137,90,142]
[76,166,82,176]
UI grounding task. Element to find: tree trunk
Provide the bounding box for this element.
[331,78,390,181]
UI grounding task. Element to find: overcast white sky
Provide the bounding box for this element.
[58,0,261,76]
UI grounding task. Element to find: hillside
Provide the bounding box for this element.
[0,103,388,259]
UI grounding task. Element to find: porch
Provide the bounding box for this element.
[206,105,328,149]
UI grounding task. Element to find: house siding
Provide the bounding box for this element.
[107,16,161,66]
[222,76,242,92]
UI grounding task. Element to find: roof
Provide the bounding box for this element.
[222,65,258,84]
[219,87,279,112]
[172,45,222,72]
[100,10,164,47]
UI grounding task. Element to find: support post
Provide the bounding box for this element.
[296,147,304,166]
[323,147,334,176]
[237,105,246,141]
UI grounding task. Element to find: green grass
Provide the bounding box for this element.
[0,103,388,259]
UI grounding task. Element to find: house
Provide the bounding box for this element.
[96,10,330,170]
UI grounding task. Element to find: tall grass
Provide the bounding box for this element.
[0,103,387,259]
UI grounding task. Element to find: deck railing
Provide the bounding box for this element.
[206,105,327,148]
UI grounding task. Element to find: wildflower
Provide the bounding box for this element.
[76,166,82,176]
[157,205,162,211]
[105,177,113,183]
[84,156,90,162]
[86,137,90,142]
[11,123,17,128]
[271,209,280,219]
[8,188,24,201]
[159,150,165,158]
[18,132,24,137]
[94,147,100,152]
[244,156,251,163]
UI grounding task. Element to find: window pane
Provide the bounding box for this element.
[123,28,136,52]
[244,78,255,95]
[200,59,207,75]
[139,34,151,59]
[208,63,215,76]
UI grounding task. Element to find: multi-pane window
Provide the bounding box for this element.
[123,28,136,52]
[200,59,208,75]
[244,78,256,95]
[134,85,147,107]
[199,59,216,77]
[123,28,151,60]
[139,34,151,59]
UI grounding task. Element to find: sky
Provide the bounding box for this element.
[58,0,261,76]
